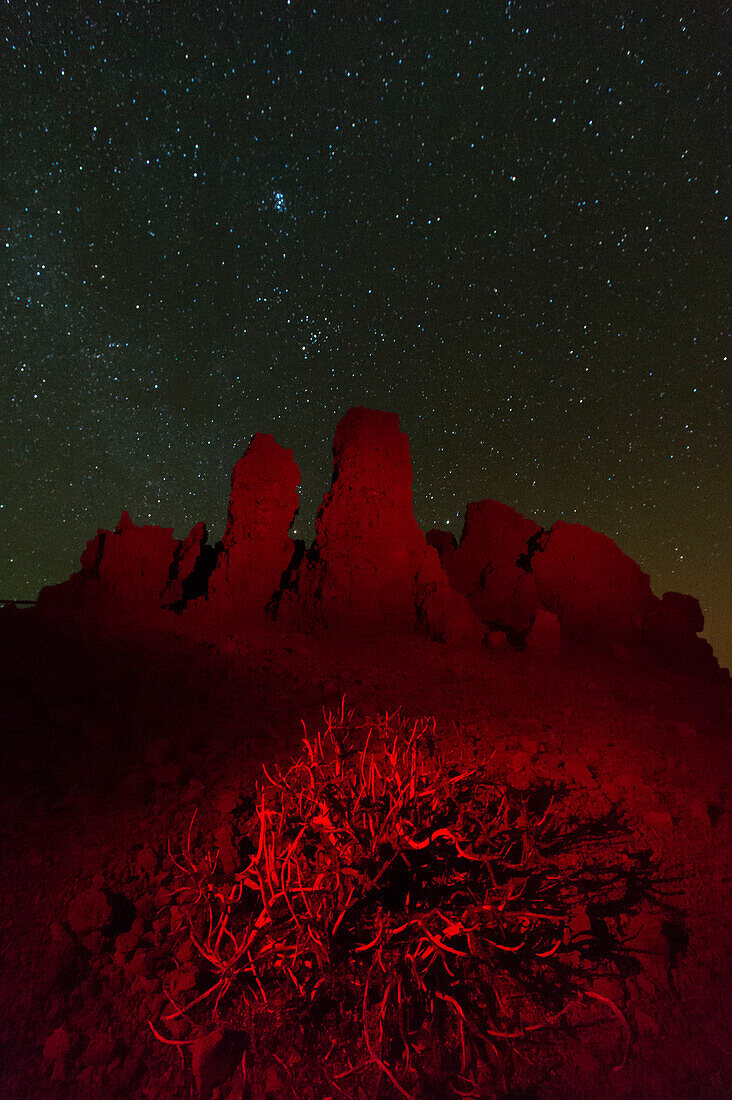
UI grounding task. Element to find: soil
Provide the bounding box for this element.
[1,607,730,1099]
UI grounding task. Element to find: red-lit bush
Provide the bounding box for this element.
[153,705,644,1098]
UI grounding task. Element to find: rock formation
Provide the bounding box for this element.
[430,501,542,640]
[425,530,458,559]
[433,505,663,655]
[194,433,300,625]
[643,591,718,675]
[163,521,211,609]
[531,521,656,650]
[29,408,725,677]
[432,505,703,664]
[277,407,481,642]
[524,608,562,658]
[37,511,186,613]
[413,545,483,644]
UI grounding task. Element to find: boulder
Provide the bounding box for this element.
[67,887,112,940]
[278,407,481,642]
[531,521,655,649]
[525,608,561,659]
[42,1027,72,1082]
[196,433,300,624]
[191,1028,244,1098]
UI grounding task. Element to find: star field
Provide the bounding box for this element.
[1,2,730,664]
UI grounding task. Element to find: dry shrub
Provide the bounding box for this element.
[152,703,654,1098]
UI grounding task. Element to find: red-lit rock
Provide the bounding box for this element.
[38,511,180,613]
[413,545,484,644]
[525,608,561,658]
[163,520,209,608]
[643,591,722,676]
[196,432,300,624]
[426,529,458,558]
[67,887,112,940]
[42,1027,72,1082]
[84,511,179,608]
[448,501,540,595]
[28,410,725,677]
[531,521,655,649]
[35,570,86,609]
[657,591,705,634]
[44,922,81,992]
[435,500,542,638]
[279,407,482,642]
[191,1029,244,1097]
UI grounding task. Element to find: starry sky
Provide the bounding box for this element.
[2,2,730,667]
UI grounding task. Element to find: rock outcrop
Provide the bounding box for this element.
[163,521,212,609]
[195,433,300,625]
[525,608,562,659]
[426,530,458,558]
[433,505,679,660]
[431,501,542,640]
[278,407,481,642]
[531,521,656,650]
[30,409,725,677]
[37,511,187,613]
[643,591,718,675]
[413,545,483,644]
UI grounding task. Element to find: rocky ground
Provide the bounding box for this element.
[1,608,730,1099]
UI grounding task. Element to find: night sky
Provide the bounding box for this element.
[2,2,730,666]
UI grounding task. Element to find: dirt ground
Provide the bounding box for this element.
[1,608,730,1098]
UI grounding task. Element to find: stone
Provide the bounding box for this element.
[197,433,300,625]
[191,1028,244,1098]
[689,800,714,827]
[42,1026,72,1081]
[413,546,484,644]
[643,810,673,830]
[569,908,592,937]
[136,846,159,876]
[114,930,142,964]
[525,608,561,658]
[81,511,178,609]
[531,521,656,650]
[509,749,533,773]
[81,1034,116,1069]
[425,529,458,558]
[643,591,723,678]
[67,887,112,940]
[44,922,81,991]
[564,753,596,788]
[278,407,482,642]
[38,512,181,613]
[279,407,421,632]
[436,500,542,638]
[659,591,705,633]
[163,521,212,608]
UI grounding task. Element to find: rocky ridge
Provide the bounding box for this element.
[34,407,726,678]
